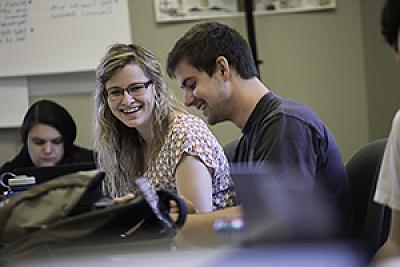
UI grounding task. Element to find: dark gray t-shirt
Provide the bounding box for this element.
[233,92,352,236]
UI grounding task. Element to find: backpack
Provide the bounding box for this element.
[0,170,187,259]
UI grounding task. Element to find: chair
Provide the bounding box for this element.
[223,138,240,163]
[346,138,391,260]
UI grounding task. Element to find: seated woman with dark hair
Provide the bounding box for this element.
[0,99,94,176]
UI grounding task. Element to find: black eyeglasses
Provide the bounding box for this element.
[106,80,153,100]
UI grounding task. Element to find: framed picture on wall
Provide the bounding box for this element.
[153,0,336,23]
[153,0,238,23]
[252,0,336,15]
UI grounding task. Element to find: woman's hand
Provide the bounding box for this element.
[170,195,200,214]
[113,193,136,203]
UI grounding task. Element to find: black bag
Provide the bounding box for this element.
[0,171,187,259]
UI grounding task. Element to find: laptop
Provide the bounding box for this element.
[230,163,339,244]
[13,162,97,185]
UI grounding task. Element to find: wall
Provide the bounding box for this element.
[0,0,372,165]
[128,0,369,161]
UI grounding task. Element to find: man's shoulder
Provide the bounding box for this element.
[252,94,322,127]
[278,96,320,120]
[250,93,316,120]
[269,94,329,134]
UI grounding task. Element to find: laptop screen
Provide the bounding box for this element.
[13,162,97,184]
[230,163,339,244]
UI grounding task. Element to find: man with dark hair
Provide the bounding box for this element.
[373,0,400,261]
[167,21,352,238]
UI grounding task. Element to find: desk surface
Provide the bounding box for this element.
[8,241,366,267]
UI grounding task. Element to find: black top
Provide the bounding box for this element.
[0,145,94,176]
[233,92,352,237]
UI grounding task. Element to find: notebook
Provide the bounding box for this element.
[13,162,97,185]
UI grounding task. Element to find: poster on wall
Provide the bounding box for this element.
[154,0,238,23]
[153,0,336,23]
[253,0,336,14]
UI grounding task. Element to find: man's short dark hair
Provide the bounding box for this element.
[166,21,258,79]
[381,0,400,51]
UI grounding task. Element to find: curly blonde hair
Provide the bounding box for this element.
[94,43,178,198]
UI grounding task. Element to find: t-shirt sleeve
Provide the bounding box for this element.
[180,117,226,173]
[374,110,400,211]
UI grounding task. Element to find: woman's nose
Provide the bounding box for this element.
[43,143,52,154]
[121,90,135,104]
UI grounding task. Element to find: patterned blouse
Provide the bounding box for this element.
[144,113,236,210]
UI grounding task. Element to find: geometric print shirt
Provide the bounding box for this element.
[144,112,236,210]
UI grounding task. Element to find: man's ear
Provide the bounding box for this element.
[216,56,229,80]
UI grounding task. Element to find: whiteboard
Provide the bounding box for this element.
[0,0,132,77]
